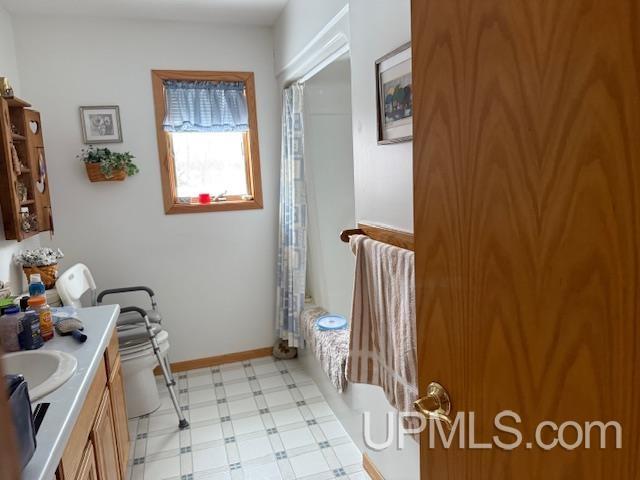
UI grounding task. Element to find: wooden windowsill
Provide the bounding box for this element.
[165,198,263,214]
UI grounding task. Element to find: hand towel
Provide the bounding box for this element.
[346,234,418,421]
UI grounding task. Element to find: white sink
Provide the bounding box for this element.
[2,350,77,401]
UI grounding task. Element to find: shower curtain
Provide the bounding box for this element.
[275,83,307,349]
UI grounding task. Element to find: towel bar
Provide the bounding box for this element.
[340,223,415,251]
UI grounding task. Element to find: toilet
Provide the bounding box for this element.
[55,263,177,419]
[119,329,171,418]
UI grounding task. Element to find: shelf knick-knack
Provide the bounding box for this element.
[0,77,14,99]
[10,143,22,175]
[16,181,27,203]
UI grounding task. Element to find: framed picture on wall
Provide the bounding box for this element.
[79,105,123,144]
[375,42,412,145]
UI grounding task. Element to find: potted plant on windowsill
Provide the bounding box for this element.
[78,146,139,182]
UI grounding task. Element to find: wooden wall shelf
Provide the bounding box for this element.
[0,97,53,241]
[6,97,31,108]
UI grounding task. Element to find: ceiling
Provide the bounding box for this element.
[0,0,289,26]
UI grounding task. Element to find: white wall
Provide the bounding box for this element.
[273,0,348,75]
[0,5,42,293]
[304,58,355,318]
[347,3,418,474]
[0,6,19,89]
[274,2,419,478]
[350,0,413,232]
[12,15,280,362]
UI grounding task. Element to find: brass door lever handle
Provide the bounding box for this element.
[413,382,453,430]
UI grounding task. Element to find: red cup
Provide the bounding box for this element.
[198,193,211,204]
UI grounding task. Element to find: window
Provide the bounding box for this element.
[151,70,263,214]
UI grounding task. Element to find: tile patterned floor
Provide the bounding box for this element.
[127,356,371,480]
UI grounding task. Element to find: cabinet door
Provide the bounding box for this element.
[75,442,98,480]
[91,389,120,480]
[109,355,130,478]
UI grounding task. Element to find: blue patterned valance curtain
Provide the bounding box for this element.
[275,84,307,348]
[162,80,249,133]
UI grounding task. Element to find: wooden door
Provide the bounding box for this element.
[0,355,20,480]
[108,356,130,478]
[75,443,98,480]
[91,389,121,480]
[412,0,640,478]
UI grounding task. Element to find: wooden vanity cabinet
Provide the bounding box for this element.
[56,328,129,480]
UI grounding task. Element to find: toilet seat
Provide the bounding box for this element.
[118,323,163,348]
[120,330,169,360]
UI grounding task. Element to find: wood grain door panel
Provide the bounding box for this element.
[109,356,130,478]
[75,443,98,480]
[412,0,640,478]
[0,354,20,479]
[91,389,121,480]
[60,362,108,480]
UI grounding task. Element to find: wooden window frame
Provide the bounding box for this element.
[151,70,263,214]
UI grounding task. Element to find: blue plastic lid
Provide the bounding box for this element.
[316,314,348,331]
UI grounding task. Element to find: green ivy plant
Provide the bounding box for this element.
[77,146,139,178]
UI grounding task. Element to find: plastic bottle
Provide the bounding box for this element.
[0,305,23,352]
[28,296,53,342]
[28,274,46,297]
[18,311,43,350]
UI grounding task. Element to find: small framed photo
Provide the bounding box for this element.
[79,105,123,144]
[375,42,412,145]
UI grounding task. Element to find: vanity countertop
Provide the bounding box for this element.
[21,304,120,480]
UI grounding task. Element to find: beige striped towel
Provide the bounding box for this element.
[346,234,418,419]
